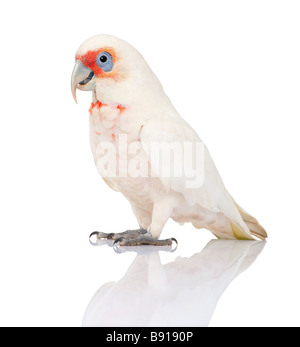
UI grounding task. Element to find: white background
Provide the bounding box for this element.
[0,0,299,327]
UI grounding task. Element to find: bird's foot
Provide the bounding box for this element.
[89,229,177,252]
[90,228,147,243]
[113,234,178,253]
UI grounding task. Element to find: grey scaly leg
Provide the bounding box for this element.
[89,228,177,249]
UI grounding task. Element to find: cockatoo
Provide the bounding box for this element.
[71,34,267,247]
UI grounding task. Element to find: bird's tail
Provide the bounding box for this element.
[233,200,267,240]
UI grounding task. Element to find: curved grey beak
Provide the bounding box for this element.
[71,60,96,103]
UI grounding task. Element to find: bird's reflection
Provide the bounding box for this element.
[83,239,265,327]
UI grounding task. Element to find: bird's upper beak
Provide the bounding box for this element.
[71,60,96,103]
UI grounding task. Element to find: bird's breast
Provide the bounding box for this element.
[89,101,158,199]
[89,101,125,136]
[88,101,187,209]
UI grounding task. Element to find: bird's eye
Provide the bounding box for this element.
[96,52,113,72]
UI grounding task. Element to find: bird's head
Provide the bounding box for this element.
[71,34,162,105]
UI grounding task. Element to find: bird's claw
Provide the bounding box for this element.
[113,236,178,253]
[89,231,112,246]
[89,229,147,245]
[90,230,178,253]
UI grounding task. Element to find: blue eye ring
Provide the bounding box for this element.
[96,52,114,72]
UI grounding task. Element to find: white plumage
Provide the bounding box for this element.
[72,34,267,241]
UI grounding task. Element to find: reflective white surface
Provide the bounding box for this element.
[83,240,265,327]
[1,225,300,327]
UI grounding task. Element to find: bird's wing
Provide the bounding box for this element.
[139,113,254,240]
